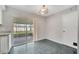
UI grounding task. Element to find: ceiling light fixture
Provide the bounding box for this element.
[40,5,48,14]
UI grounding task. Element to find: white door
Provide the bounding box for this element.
[62,11,78,48]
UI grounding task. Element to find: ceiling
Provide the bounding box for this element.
[8,5,74,16]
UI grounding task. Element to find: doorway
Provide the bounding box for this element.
[12,23,33,46]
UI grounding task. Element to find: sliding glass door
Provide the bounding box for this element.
[12,23,33,46]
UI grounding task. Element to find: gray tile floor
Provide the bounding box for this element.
[10,39,77,54]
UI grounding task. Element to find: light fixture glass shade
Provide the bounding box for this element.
[40,5,48,14]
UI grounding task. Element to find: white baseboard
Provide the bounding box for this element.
[46,38,77,49]
[29,37,77,49]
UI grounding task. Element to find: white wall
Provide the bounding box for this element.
[0,9,2,24]
[46,14,62,44]
[46,7,78,48]
[77,6,79,54]
[36,16,46,41]
[62,11,78,48]
[46,15,62,41]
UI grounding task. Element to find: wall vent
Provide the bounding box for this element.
[73,42,77,46]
